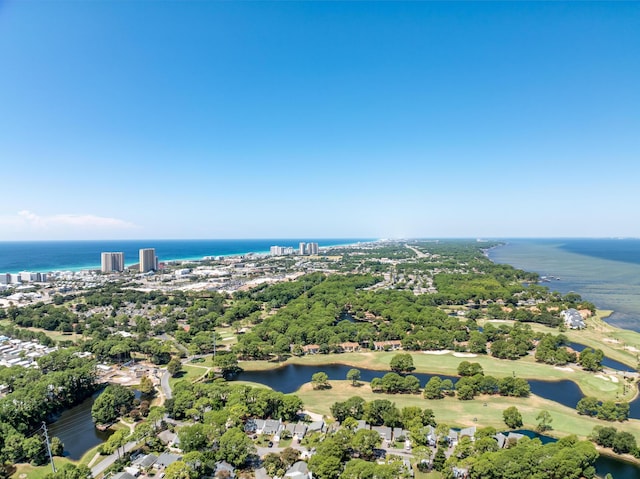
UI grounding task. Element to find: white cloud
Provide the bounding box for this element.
[0,210,138,238]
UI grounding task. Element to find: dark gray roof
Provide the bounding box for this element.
[156,452,182,468]
[133,453,158,468]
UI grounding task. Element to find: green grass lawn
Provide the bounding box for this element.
[168,364,209,388]
[296,380,640,442]
[11,456,80,479]
[242,347,635,402]
[0,319,83,344]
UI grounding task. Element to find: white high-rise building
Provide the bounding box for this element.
[299,242,306,255]
[139,248,157,273]
[101,252,125,273]
[308,242,319,255]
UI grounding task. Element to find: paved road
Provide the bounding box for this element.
[160,369,172,399]
[91,441,137,477]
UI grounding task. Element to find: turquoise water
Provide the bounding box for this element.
[489,239,640,332]
[0,238,371,274]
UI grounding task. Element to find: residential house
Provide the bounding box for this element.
[338,342,360,353]
[308,420,325,433]
[132,453,158,470]
[493,433,507,449]
[302,344,321,355]
[425,425,437,447]
[562,308,586,329]
[154,452,182,470]
[447,429,459,447]
[111,473,136,479]
[284,461,312,479]
[157,430,180,449]
[371,425,393,443]
[354,420,368,432]
[214,460,236,478]
[373,340,402,351]
[459,426,476,441]
[285,422,308,441]
[392,427,409,441]
[256,419,283,436]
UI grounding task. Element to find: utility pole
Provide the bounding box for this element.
[213,331,217,362]
[42,421,56,474]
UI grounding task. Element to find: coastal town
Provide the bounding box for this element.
[1,240,640,479]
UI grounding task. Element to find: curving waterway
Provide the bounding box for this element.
[237,363,640,478]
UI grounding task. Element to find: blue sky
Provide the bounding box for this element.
[0,1,638,240]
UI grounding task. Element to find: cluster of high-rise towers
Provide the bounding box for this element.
[269,242,319,256]
[100,248,158,273]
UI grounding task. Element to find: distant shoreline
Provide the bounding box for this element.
[0,238,374,275]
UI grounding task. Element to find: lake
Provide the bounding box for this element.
[239,363,588,412]
[48,391,113,460]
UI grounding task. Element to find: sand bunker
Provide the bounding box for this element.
[624,346,640,353]
[423,350,452,355]
[594,374,610,381]
[453,352,478,358]
[610,375,619,383]
[604,338,620,344]
[554,367,574,372]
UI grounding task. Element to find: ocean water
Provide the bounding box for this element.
[0,239,371,274]
[488,239,640,332]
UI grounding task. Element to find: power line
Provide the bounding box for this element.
[42,422,57,474]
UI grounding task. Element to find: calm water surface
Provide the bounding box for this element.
[48,392,113,460]
[489,239,640,331]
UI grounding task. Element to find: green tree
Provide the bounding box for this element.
[50,437,64,456]
[346,368,361,386]
[217,427,255,467]
[163,460,194,479]
[308,453,343,479]
[457,361,483,377]
[213,353,241,378]
[612,431,637,454]
[139,375,155,396]
[433,446,447,471]
[311,371,330,390]
[577,396,599,416]
[503,406,523,429]
[178,423,210,452]
[351,429,381,459]
[423,376,444,399]
[167,358,183,376]
[389,353,414,373]
[536,410,553,432]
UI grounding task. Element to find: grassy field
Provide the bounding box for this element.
[295,380,640,442]
[0,319,82,344]
[479,309,640,370]
[169,363,210,388]
[217,327,238,347]
[10,442,103,479]
[240,347,637,402]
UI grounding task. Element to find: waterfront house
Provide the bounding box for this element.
[302,344,321,355]
[338,342,360,353]
[373,340,402,351]
[562,308,586,329]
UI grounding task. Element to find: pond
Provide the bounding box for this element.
[48,391,113,460]
[511,430,640,479]
[238,363,585,409]
[567,341,636,372]
[237,363,639,419]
